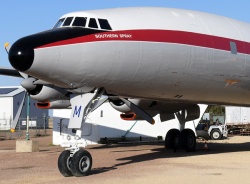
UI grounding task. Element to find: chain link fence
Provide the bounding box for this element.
[0,116,51,140]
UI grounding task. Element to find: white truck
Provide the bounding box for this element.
[196,118,228,140]
[208,124,228,140]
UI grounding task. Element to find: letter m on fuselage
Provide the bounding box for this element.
[68,105,83,129]
[73,106,82,118]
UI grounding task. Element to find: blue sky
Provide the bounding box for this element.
[0,0,250,86]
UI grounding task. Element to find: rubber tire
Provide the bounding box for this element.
[58,150,73,177]
[71,149,92,177]
[180,130,196,152]
[165,129,180,149]
[211,129,222,140]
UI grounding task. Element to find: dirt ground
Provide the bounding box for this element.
[1,134,250,184]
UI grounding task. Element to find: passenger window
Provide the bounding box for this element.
[88,18,98,29]
[98,19,112,30]
[72,17,87,27]
[63,17,73,26]
[230,41,237,54]
[53,18,65,28]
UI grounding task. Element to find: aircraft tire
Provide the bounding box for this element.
[58,150,73,177]
[70,149,92,177]
[165,129,180,149]
[180,129,196,152]
[211,129,222,140]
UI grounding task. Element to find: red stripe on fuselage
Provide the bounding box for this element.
[36,29,250,54]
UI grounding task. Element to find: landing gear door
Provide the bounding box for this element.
[68,94,96,129]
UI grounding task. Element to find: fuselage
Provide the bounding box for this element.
[8,7,250,106]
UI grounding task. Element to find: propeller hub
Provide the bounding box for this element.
[21,77,37,91]
[8,37,34,72]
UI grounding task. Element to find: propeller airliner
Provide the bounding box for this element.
[2,7,250,177]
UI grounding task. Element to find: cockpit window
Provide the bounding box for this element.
[53,18,65,28]
[63,17,73,26]
[98,19,112,30]
[53,16,113,30]
[88,18,98,29]
[72,17,87,27]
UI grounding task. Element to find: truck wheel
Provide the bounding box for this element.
[211,129,222,140]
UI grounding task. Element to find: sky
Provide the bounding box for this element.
[0,0,250,86]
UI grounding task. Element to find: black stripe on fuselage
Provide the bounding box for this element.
[20,27,106,49]
[9,27,106,72]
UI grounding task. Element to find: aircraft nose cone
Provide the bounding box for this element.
[8,37,34,72]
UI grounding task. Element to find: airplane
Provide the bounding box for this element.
[2,6,250,177]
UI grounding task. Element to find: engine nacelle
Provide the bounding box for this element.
[36,100,70,109]
[184,104,200,122]
[109,98,153,114]
[21,77,69,102]
[109,98,200,122]
[30,85,69,102]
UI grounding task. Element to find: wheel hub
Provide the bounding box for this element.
[79,156,90,172]
[213,132,220,138]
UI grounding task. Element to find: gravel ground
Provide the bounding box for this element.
[1,135,250,184]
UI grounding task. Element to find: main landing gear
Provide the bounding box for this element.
[165,109,197,152]
[165,129,196,151]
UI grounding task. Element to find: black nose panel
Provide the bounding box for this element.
[8,27,104,72]
[9,37,34,72]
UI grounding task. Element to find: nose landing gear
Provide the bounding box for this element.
[58,148,92,177]
[57,89,105,177]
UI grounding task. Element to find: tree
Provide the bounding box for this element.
[205,105,225,116]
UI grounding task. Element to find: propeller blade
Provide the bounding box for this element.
[11,91,27,132]
[21,77,37,91]
[0,68,22,78]
[119,97,155,125]
[4,42,10,53]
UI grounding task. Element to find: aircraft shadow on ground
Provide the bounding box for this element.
[90,167,117,175]
[90,138,250,175]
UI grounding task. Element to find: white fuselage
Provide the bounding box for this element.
[18,7,250,106]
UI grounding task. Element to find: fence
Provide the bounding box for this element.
[0,116,51,140]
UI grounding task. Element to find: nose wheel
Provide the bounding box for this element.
[58,150,73,177]
[58,149,92,177]
[71,149,92,177]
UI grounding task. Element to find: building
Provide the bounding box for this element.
[0,86,48,130]
[52,103,208,145]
